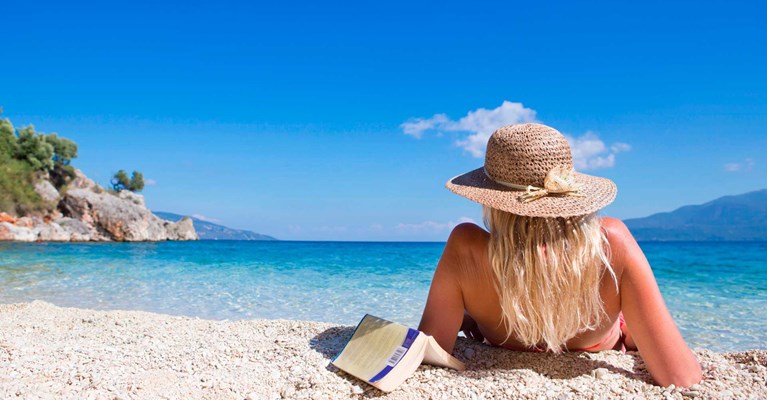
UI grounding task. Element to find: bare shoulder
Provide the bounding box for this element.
[444,222,489,261]
[450,222,487,237]
[600,216,630,239]
[600,216,636,258]
[447,222,488,246]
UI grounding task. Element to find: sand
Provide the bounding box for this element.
[0,302,765,400]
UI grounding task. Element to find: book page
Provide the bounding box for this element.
[423,336,466,371]
[332,315,420,382]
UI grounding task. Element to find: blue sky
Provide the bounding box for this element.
[2,1,766,241]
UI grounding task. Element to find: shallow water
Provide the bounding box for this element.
[1,240,765,352]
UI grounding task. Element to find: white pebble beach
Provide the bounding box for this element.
[1,301,765,400]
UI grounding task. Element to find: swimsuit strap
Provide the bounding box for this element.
[492,312,627,353]
[580,312,626,352]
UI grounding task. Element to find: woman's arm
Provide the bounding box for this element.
[605,218,702,387]
[418,223,478,353]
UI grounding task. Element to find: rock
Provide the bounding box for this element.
[682,390,701,398]
[71,168,96,189]
[15,216,34,228]
[281,386,296,398]
[464,348,476,359]
[35,222,71,241]
[164,217,198,241]
[0,222,36,242]
[0,212,16,224]
[118,190,145,207]
[592,368,609,379]
[59,188,198,241]
[3,168,197,242]
[55,218,94,241]
[0,223,12,241]
[34,180,60,203]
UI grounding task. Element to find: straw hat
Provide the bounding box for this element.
[446,123,617,218]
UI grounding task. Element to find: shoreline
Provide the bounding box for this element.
[1,302,765,399]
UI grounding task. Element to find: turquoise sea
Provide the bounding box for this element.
[1,241,765,352]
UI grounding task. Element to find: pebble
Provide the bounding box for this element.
[592,368,609,379]
[281,386,296,398]
[1,302,766,400]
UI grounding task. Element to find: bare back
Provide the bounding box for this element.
[445,221,624,352]
[418,217,702,387]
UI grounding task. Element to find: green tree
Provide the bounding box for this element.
[129,171,144,192]
[15,126,54,171]
[46,133,78,166]
[111,170,130,191]
[0,118,17,158]
[111,170,144,192]
[0,111,80,215]
[44,133,79,188]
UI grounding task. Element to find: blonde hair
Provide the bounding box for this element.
[482,206,615,352]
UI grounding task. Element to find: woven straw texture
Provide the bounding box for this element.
[446,123,617,217]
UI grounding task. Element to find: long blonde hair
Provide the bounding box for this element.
[482,206,615,352]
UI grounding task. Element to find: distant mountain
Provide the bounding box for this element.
[154,212,277,241]
[624,189,767,241]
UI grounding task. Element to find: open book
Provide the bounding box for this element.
[331,314,466,392]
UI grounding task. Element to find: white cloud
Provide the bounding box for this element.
[724,163,742,172]
[402,101,630,170]
[400,101,537,156]
[724,158,754,173]
[610,142,632,153]
[192,214,221,223]
[395,217,476,234]
[453,102,538,157]
[566,132,630,170]
[145,178,157,186]
[401,114,450,139]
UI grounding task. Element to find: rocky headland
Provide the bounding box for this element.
[0,169,197,242]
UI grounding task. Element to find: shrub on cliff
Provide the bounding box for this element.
[111,170,145,192]
[0,115,79,174]
[0,117,44,214]
[0,111,79,215]
[0,118,17,156]
[47,134,78,166]
[15,126,54,171]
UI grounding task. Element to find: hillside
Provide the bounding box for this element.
[624,189,767,241]
[154,212,276,241]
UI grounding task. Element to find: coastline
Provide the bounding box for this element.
[1,302,764,399]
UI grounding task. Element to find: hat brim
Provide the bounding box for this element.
[446,167,617,218]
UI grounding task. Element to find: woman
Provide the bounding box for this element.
[418,123,702,387]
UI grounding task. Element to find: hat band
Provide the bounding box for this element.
[483,166,584,203]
